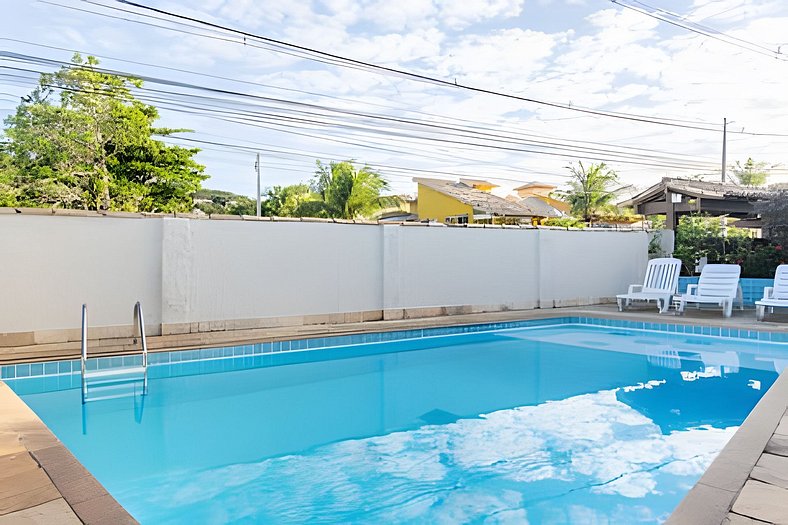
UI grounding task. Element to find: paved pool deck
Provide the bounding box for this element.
[1,304,787,523]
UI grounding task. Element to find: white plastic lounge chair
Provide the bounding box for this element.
[617,257,681,314]
[675,264,741,318]
[755,264,788,321]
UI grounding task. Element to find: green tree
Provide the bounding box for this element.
[305,160,396,219]
[0,148,18,206]
[261,183,314,217]
[757,190,788,247]
[561,161,619,223]
[732,158,768,186]
[193,189,256,216]
[2,54,207,212]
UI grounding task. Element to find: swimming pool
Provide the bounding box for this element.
[4,319,786,524]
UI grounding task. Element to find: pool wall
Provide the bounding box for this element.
[679,277,773,306]
[5,315,788,388]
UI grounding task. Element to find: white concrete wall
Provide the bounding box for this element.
[383,226,541,310]
[538,229,649,307]
[0,215,162,332]
[179,219,383,323]
[0,215,648,335]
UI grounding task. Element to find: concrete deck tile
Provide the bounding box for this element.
[0,432,25,458]
[775,414,788,437]
[723,512,772,524]
[664,482,736,525]
[0,453,60,516]
[731,480,788,524]
[765,435,788,458]
[751,453,788,490]
[0,498,80,524]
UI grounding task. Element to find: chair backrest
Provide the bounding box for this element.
[697,264,741,298]
[773,264,788,300]
[642,257,682,294]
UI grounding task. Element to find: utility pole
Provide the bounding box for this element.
[720,118,728,238]
[721,117,727,183]
[255,152,261,217]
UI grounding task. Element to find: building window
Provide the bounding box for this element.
[445,214,469,224]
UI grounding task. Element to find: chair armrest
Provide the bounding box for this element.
[686,284,698,295]
[628,284,643,294]
[762,287,774,300]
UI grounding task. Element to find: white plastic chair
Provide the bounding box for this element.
[755,264,788,321]
[617,257,681,313]
[675,264,741,318]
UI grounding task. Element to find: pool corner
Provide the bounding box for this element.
[0,381,136,524]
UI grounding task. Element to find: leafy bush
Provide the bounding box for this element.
[673,214,784,277]
[540,216,585,228]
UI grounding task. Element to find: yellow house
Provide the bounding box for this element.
[513,182,571,214]
[414,177,557,224]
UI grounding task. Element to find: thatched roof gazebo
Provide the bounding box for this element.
[621,178,775,230]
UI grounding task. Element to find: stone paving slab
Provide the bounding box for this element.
[751,454,788,490]
[0,498,80,524]
[724,512,772,524]
[765,435,788,457]
[731,480,788,524]
[0,453,60,515]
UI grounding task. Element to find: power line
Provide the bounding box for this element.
[41,0,742,131]
[612,0,788,62]
[0,58,724,170]
[2,39,725,157]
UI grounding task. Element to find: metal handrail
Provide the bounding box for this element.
[81,303,88,401]
[133,301,148,369]
[133,301,149,396]
[80,301,149,403]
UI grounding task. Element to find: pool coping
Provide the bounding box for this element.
[1,307,787,523]
[666,370,788,524]
[0,381,137,524]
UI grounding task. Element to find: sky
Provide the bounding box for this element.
[2,0,788,198]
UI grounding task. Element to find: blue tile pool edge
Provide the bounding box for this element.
[3,315,788,383]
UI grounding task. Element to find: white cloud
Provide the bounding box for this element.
[437,0,525,29]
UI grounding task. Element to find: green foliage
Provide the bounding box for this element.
[732,158,768,187]
[647,216,667,256]
[673,214,783,277]
[1,54,207,212]
[261,183,313,217]
[540,216,585,228]
[308,160,397,219]
[193,189,256,216]
[0,149,18,206]
[561,162,619,222]
[757,190,788,248]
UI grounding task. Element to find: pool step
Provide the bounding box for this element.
[83,366,147,402]
[80,302,149,404]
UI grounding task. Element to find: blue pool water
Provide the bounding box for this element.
[7,323,787,524]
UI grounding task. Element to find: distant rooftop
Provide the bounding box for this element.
[513,181,557,191]
[458,178,499,189]
[622,177,775,206]
[414,177,551,217]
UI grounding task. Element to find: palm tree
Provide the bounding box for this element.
[562,162,619,223]
[304,160,398,219]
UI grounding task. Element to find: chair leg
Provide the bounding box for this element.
[658,296,669,314]
[723,300,732,318]
[617,298,624,312]
[756,305,765,322]
[676,300,685,314]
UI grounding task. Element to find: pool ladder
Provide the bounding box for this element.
[80,302,149,404]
